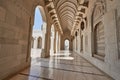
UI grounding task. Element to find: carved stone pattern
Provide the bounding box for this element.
[94,22,105,57]
[93,1,105,22]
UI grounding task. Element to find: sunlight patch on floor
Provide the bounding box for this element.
[54,56,74,60]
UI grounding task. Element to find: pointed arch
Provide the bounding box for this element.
[37,37,42,49]
[64,39,70,50]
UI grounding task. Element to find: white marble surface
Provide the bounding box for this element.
[9,51,113,80]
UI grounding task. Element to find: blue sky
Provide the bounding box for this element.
[33,7,43,30]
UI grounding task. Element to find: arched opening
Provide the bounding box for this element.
[37,37,42,49]
[31,6,44,58]
[81,21,85,30]
[81,35,83,52]
[75,31,78,51]
[91,1,106,59]
[94,22,105,60]
[64,39,70,50]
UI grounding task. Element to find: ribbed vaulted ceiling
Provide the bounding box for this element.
[53,0,78,34]
[45,0,89,35]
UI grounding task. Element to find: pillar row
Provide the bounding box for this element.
[41,23,51,58]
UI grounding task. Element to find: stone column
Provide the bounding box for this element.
[42,33,45,49]
[69,37,72,51]
[56,31,58,53]
[77,35,80,52]
[33,37,38,49]
[26,16,33,62]
[41,23,51,58]
[57,33,60,52]
[41,23,46,49]
[50,35,54,55]
[58,34,61,51]
[40,23,46,57]
[74,36,76,52]
[54,30,56,53]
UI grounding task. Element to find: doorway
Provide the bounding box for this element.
[64,39,70,50]
[31,6,43,58]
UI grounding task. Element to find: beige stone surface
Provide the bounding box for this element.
[9,51,113,80]
[0,0,120,80]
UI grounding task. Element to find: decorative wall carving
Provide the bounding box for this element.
[94,22,105,59]
[92,0,106,25]
[92,0,106,60]
[93,3,105,21]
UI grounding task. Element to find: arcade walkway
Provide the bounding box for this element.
[9,51,113,80]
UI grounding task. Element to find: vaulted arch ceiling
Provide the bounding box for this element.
[53,0,77,34]
[45,0,89,35]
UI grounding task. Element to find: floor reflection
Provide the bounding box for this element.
[9,51,113,80]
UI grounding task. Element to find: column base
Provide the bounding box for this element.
[41,49,50,58]
[50,50,54,56]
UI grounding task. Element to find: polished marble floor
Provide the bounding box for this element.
[9,51,114,80]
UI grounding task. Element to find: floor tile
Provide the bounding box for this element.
[9,51,113,80]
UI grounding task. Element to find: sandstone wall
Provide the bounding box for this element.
[73,0,120,80]
[0,0,45,79]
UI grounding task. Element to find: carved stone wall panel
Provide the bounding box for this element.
[94,22,105,57]
[92,0,106,24]
[92,0,106,60]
